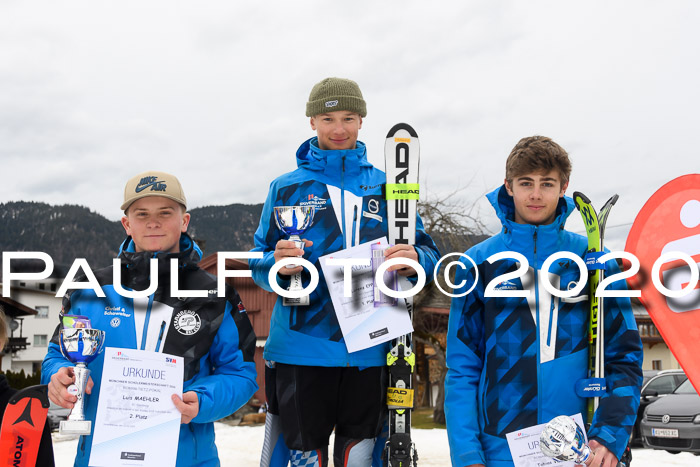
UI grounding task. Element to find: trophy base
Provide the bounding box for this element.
[283,295,310,306]
[60,419,92,435]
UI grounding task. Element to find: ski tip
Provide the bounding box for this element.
[9,384,50,409]
[572,191,591,208]
[386,123,417,138]
[607,194,620,206]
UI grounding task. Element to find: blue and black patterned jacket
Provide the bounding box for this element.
[445,185,643,467]
[42,234,258,466]
[249,137,440,367]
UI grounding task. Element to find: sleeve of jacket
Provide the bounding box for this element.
[41,339,73,385]
[188,292,258,424]
[41,291,82,384]
[445,254,487,466]
[587,258,643,459]
[249,180,289,292]
[413,213,441,282]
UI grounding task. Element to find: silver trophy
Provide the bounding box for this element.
[540,415,592,464]
[58,326,106,435]
[274,206,315,306]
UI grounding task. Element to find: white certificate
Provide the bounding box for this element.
[89,347,184,467]
[506,413,586,467]
[320,237,413,353]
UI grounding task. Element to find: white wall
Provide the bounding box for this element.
[1,354,12,372]
[5,286,62,374]
[642,343,680,371]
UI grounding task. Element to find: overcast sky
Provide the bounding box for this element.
[1,1,698,251]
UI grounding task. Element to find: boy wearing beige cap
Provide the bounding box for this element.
[42,171,258,467]
[251,78,440,466]
[120,171,190,254]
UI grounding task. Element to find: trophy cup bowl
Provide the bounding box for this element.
[274,206,315,258]
[273,206,315,306]
[58,327,106,435]
[540,415,592,464]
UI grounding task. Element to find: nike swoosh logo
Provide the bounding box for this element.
[135,183,158,193]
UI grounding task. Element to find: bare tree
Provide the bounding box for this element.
[413,185,489,424]
[418,186,489,250]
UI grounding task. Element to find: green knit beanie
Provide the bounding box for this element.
[305,77,367,117]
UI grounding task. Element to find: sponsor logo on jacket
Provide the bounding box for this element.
[104,306,131,318]
[494,280,519,290]
[301,194,329,211]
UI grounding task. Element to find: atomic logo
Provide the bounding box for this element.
[11,401,34,427]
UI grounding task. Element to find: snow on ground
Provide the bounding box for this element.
[53,424,699,466]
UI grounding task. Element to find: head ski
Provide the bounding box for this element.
[384,123,419,467]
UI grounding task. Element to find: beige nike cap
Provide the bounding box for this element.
[121,170,187,211]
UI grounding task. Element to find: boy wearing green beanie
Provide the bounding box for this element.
[251,78,440,467]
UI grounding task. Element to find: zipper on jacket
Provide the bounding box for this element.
[533,226,543,423]
[155,320,166,352]
[546,298,556,347]
[351,205,358,247]
[342,155,350,367]
[534,228,555,346]
[140,294,155,351]
[340,155,347,249]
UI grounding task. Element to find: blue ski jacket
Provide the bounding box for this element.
[41,234,258,467]
[249,137,440,367]
[445,185,643,467]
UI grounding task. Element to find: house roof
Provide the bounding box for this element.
[0,295,39,318]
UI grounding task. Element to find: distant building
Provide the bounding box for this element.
[0,282,62,374]
[632,298,680,371]
[0,293,39,371]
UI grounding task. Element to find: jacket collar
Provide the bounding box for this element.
[295,137,371,179]
[486,184,575,252]
[117,232,202,273]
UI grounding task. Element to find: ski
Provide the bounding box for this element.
[383,123,419,467]
[0,384,50,467]
[574,192,618,420]
[574,192,631,467]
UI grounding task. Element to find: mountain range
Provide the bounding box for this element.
[1,201,483,275]
[0,201,263,268]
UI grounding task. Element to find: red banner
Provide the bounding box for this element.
[626,174,700,392]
